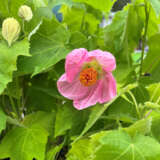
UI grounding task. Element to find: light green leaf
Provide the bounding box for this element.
[0,125,48,160]
[124,118,152,136]
[0,111,54,160]
[67,139,92,160]
[0,109,7,134]
[68,130,160,160]
[148,0,160,17]
[93,130,160,160]
[0,39,30,94]
[17,18,70,76]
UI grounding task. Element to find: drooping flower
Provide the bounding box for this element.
[57,48,117,110]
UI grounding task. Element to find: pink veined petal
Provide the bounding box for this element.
[73,81,101,110]
[65,48,88,83]
[88,50,116,72]
[98,72,117,103]
[73,72,117,110]
[57,73,90,100]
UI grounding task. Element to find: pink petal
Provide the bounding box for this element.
[88,50,116,72]
[73,72,117,110]
[65,48,88,83]
[99,72,117,103]
[57,73,89,100]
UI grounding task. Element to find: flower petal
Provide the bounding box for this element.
[65,48,88,82]
[73,81,100,110]
[57,73,89,100]
[99,72,117,103]
[73,72,116,110]
[88,50,116,72]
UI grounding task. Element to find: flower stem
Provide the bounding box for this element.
[9,95,18,118]
[139,1,150,79]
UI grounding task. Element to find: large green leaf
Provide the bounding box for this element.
[0,109,7,134]
[93,130,160,160]
[0,125,48,160]
[17,18,70,76]
[0,39,30,94]
[67,130,160,160]
[0,111,55,160]
[104,3,144,64]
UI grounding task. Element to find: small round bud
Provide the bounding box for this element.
[18,5,33,21]
[2,18,21,46]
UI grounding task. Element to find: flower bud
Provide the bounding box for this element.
[2,18,21,46]
[18,5,33,21]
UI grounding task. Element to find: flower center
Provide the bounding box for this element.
[79,68,98,87]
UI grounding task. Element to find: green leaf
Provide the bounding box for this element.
[93,130,160,160]
[104,4,144,64]
[61,5,100,34]
[0,125,48,160]
[0,109,7,134]
[124,118,152,136]
[106,97,138,123]
[69,31,87,48]
[120,4,144,65]
[17,18,70,76]
[0,111,54,160]
[46,142,64,160]
[23,111,55,135]
[67,139,92,160]
[148,0,160,17]
[0,39,30,94]
[151,111,160,142]
[0,0,26,18]
[68,130,160,160]
[73,0,115,12]
[147,83,160,103]
[55,104,80,137]
[143,34,160,74]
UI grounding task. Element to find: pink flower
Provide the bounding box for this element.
[57,48,117,110]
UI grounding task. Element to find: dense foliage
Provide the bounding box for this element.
[0,0,160,159]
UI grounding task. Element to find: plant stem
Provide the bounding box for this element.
[139,1,150,79]
[128,91,141,119]
[9,95,18,118]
